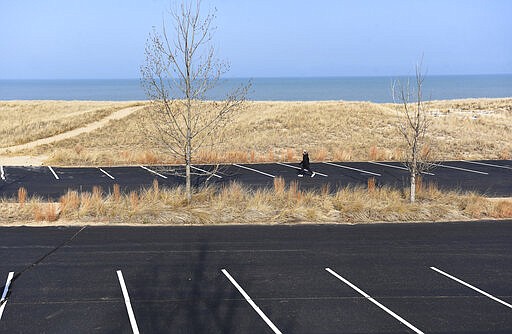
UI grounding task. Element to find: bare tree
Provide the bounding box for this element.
[140,0,249,203]
[392,62,434,203]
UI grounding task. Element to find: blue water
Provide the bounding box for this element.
[0,75,511,102]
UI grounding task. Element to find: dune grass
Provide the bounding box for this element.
[1,179,510,225]
[0,100,143,148]
[3,98,512,165]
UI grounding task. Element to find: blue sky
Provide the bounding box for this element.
[1,0,511,79]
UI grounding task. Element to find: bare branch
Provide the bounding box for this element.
[140,0,249,203]
[393,61,436,203]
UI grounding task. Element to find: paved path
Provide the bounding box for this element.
[0,222,511,333]
[0,160,510,199]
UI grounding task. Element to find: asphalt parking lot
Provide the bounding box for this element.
[0,160,511,199]
[1,222,511,333]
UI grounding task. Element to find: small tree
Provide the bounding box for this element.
[140,0,249,203]
[393,62,434,203]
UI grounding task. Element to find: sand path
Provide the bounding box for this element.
[0,105,144,165]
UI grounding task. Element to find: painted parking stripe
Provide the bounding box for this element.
[116,270,140,334]
[369,161,435,176]
[326,268,424,334]
[276,162,328,177]
[0,272,14,320]
[461,160,512,170]
[430,267,512,309]
[140,165,168,179]
[221,269,282,334]
[233,164,275,178]
[191,166,222,179]
[99,168,115,180]
[370,161,409,171]
[436,163,488,175]
[48,166,60,180]
[323,162,381,177]
[0,166,4,181]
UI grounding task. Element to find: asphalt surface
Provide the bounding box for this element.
[0,222,511,333]
[0,160,511,200]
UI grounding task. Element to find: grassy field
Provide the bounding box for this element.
[0,101,143,148]
[8,97,510,165]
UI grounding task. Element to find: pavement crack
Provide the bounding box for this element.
[0,226,87,308]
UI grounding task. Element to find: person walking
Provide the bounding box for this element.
[298,150,315,177]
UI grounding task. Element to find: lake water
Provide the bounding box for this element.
[0,75,511,102]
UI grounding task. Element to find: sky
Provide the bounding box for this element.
[0,0,511,79]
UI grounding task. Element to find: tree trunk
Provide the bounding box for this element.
[185,131,192,204]
[410,172,416,203]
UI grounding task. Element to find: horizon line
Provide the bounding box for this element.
[1,73,512,81]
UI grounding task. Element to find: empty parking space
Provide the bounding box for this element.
[313,162,378,187]
[99,167,115,179]
[436,162,489,175]
[239,163,296,179]
[222,269,282,333]
[0,223,511,333]
[431,267,512,309]
[428,161,510,195]
[100,166,183,193]
[0,166,57,198]
[1,298,129,333]
[462,160,512,170]
[323,162,381,177]
[326,267,424,333]
[51,167,116,191]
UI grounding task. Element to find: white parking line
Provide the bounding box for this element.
[369,162,435,176]
[191,166,222,179]
[369,161,408,171]
[140,165,168,179]
[276,162,328,177]
[326,268,424,334]
[0,166,4,181]
[0,272,14,320]
[99,168,115,180]
[323,162,381,177]
[48,166,60,180]
[461,160,512,170]
[116,270,140,334]
[233,164,276,178]
[430,267,512,309]
[221,269,282,334]
[436,163,488,175]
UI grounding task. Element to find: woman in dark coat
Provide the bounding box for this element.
[298,150,315,177]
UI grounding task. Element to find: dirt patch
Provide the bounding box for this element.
[0,155,47,166]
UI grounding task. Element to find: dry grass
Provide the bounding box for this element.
[2,98,511,165]
[17,187,27,207]
[0,101,143,148]
[0,182,509,225]
[33,203,59,222]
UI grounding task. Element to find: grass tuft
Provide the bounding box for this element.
[34,203,58,221]
[113,184,121,202]
[367,177,376,194]
[18,187,27,206]
[273,177,285,195]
